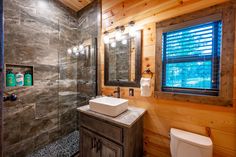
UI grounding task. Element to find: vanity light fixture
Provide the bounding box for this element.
[103,21,136,44]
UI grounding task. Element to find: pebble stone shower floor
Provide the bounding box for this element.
[27,131,79,157]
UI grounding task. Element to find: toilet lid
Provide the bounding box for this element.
[171,128,212,148]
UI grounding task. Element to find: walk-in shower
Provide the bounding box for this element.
[1,0,100,156]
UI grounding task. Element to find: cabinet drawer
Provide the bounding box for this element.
[80,113,123,143]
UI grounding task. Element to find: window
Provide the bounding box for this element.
[162,21,222,96]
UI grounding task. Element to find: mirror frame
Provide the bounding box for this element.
[104,30,142,87]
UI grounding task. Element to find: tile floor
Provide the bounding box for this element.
[28,131,80,157]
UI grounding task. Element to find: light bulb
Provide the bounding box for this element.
[80,50,85,55]
[115,31,122,41]
[79,45,84,51]
[103,31,110,44]
[122,39,127,45]
[129,29,136,37]
[115,27,122,41]
[129,27,136,37]
[67,48,72,55]
[103,35,109,44]
[72,46,78,53]
[129,21,136,37]
[111,42,116,48]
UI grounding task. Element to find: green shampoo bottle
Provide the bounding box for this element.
[6,70,16,87]
[24,71,32,86]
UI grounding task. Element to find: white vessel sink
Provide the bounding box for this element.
[89,97,128,117]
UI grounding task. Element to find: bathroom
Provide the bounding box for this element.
[0,0,236,157]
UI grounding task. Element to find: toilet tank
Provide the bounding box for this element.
[170,128,213,157]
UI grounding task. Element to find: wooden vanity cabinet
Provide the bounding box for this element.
[78,106,145,157]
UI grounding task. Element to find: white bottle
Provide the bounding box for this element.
[16,72,24,86]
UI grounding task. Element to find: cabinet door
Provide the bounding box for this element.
[80,128,100,157]
[99,136,122,157]
[81,128,122,157]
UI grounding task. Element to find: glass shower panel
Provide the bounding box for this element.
[58,20,80,137]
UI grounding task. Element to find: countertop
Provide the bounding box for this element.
[77,105,146,128]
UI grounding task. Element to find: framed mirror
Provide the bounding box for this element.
[104,30,142,87]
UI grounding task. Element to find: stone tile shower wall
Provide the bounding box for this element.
[3,0,99,156]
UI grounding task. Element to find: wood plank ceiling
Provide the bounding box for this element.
[59,0,93,12]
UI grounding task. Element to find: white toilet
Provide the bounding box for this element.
[170,128,213,157]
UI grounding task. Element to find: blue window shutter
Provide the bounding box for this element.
[162,21,222,96]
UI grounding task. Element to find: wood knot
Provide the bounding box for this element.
[145,57,149,61]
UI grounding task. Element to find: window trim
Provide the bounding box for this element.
[155,5,235,106]
[161,21,221,96]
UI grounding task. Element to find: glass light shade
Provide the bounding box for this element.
[80,50,85,55]
[72,46,78,53]
[79,45,84,51]
[111,42,116,48]
[103,35,109,44]
[129,21,136,37]
[115,30,122,41]
[67,48,72,55]
[129,26,136,37]
[122,39,127,45]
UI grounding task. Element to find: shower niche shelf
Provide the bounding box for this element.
[5,63,34,88]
